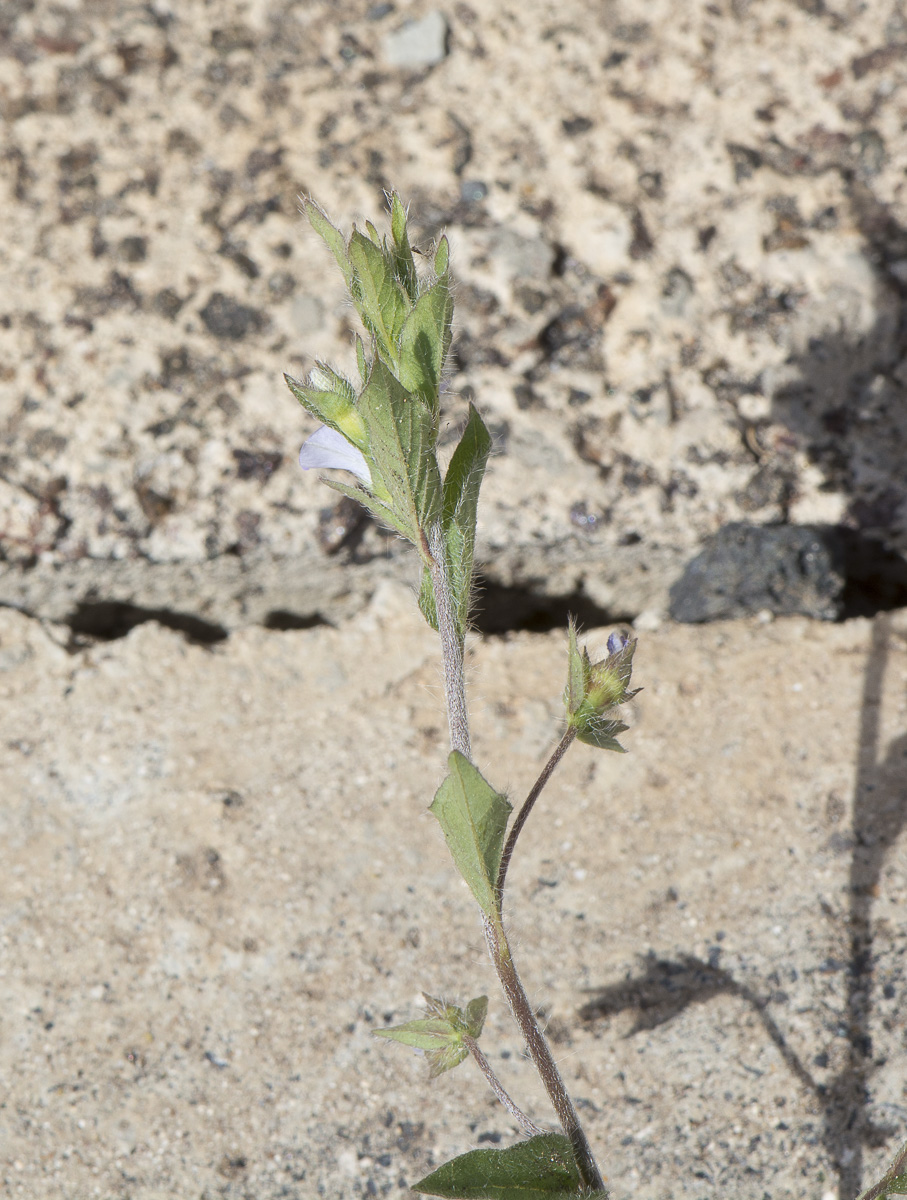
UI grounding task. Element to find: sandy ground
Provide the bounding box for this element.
[1,586,906,1198]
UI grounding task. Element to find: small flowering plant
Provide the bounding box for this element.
[287,195,638,1198]
[285,196,907,1200]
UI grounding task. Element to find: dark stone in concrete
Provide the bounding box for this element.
[669,522,845,622]
[199,292,265,339]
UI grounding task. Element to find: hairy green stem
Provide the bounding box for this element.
[428,523,471,760]
[463,1035,545,1137]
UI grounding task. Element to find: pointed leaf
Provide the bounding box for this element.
[575,717,629,753]
[413,1133,601,1199]
[374,1017,464,1052]
[419,562,440,630]
[398,276,453,415]
[358,357,442,546]
[355,336,369,384]
[464,995,488,1039]
[390,192,419,301]
[434,234,450,276]
[284,373,369,451]
[322,478,412,544]
[374,995,489,1079]
[443,404,492,534]
[283,369,369,446]
[348,231,410,361]
[302,199,353,288]
[430,752,511,918]
[438,404,492,634]
[565,619,586,717]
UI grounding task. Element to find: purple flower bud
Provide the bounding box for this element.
[607,630,629,656]
[299,425,371,486]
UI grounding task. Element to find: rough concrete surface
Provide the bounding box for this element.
[1,586,906,1199]
[2,0,907,628]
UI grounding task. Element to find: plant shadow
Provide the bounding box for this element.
[579,614,906,1199]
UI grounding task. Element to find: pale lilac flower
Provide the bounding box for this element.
[299,425,371,486]
[607,630,629,655]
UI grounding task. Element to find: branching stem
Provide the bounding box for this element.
[463,1036,546,1137]
[496,726,577,908]
[428,530,606,1194]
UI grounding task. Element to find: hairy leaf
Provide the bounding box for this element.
[413,1133,606,1199]
[358,357,442,547]
[390,192,419,302]
[434,234,450,277]
[302,199,353,288]
[440,404,492,634]
[374,994,488,1079]
[430,752,511,918]
[398,277,453,416]
[348,231,410,363]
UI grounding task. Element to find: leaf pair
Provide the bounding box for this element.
[374,994,488,1079]
[414,1132,609,1199]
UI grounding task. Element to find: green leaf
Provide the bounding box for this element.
[413,1133,602,1199]
[430,752,511,918]
[375,1017,466,1052]
[398,276,453,417]
[575,717,629,753]
[463,995,488,1038]
[419,563,439,630]
[443,404,491,542]
[302,198,353,288]
[439,404,492,635]
[355,335,369,384]
[358,357,442,547]
[390,192,419,302]
[374,994,488,1079]
[565,619,587,718]
[322,477,414,544]
[434,234,450,277]
[374,1016,469,1078]
[348,230,410,363]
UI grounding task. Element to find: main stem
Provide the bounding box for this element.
[484,913,605,1193]
[428,524,605,1194]
[428,525,470,759]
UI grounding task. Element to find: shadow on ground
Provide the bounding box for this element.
[579,615,907,1199]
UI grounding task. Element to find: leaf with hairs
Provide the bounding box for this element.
[430,752,511,919]
[413,1133,608,1199]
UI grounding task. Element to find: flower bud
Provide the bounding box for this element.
[564,620,639,751]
